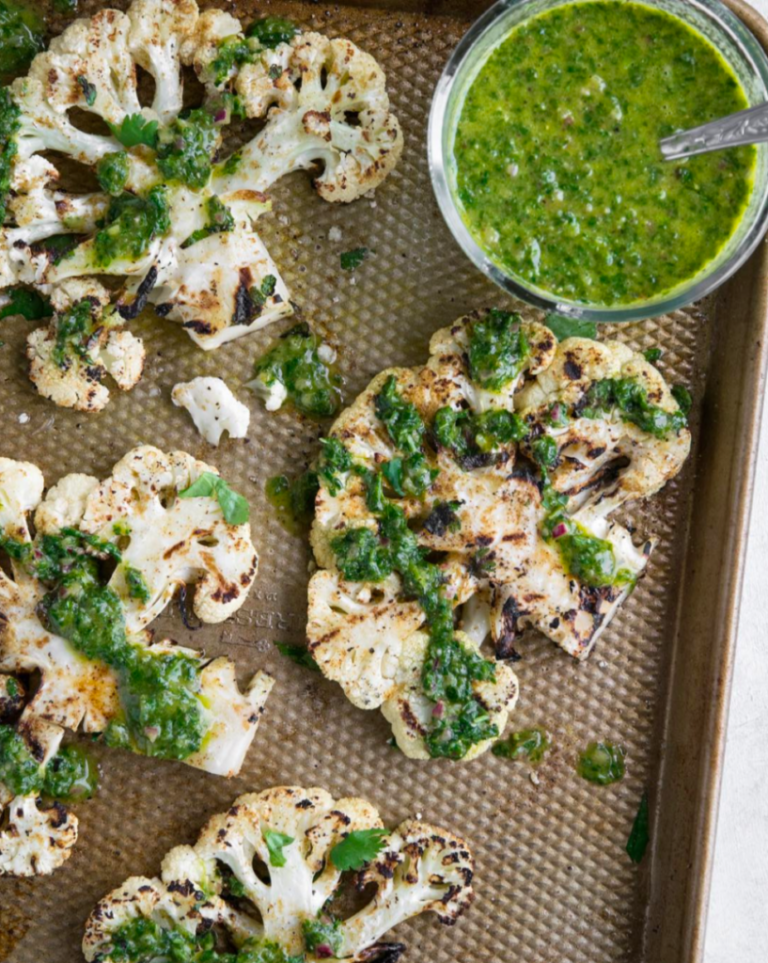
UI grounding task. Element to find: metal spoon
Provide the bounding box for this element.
[660,101,768,160]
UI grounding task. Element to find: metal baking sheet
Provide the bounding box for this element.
[2,0,768,961]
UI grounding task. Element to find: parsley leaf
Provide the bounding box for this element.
[544,313,597,341]
[0,286,52,321]
[626,791,650,863]
[643,347,663,364]
[330,828,388,871]
[178,472,249,525]
[263,827,294,867]
[275,642,319,672]
[340,247,368,271]
[108,113,159,150]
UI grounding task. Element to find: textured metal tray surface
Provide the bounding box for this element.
[1,0,768,961]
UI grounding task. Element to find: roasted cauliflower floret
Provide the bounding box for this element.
[0,793,78,877]
[35,445,259,631]
[27,289,146,412]
[2,0,402,406]
[515,337,692,515]
[83,786,475,962]
[0,717,79,878]
[217,31,404,202]
[172,376,251,445]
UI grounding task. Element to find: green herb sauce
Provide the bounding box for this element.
[0,0,45,75]
[0,724,97,801]
[96,151,129,195]
[492,727,551,763]
[453,1,755,306]
[0,87,20,224]
[94,188,170,267]
[103,919,303,963]
[251,323,343,419]
[181,195,234,249]
[302,918,343,957]
[467,309,529,390]
[156,108,220,189]
[577,740,625,784]
[265,474,319,536]
[245,16,299,49]
[51,299,97,368]
[579,377,687,438]
[1,527,210,761]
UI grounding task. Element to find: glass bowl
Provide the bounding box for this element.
[428,0,768,323]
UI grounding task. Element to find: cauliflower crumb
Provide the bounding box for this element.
[171,377,250,446]
[328,226,343,242]
[317,343,337,365]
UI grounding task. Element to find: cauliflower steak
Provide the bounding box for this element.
[0,446,273,875]
[83,785,474,963]
[305,310,691,756]
[0,0,403,409]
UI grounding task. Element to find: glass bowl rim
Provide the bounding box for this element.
[427,0,768,323]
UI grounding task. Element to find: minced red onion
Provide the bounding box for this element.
[552,523,567,538]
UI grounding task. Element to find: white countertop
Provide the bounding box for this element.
[705,130,768,961]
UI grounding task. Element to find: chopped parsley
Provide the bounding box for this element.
[108,113,159,150]
[156,107,221,189]
[263,827,294,867]
[643,347,663,364]
[125,566,150,603]
[0,286,52,320]
[543,312,597,340]
[302,918,343,958]
[0,725,97,801]
[330,827,388,871]
[94,187,170,267]
[51,299,98,368]
[433,406,526,463]
[0,87,21,225]
[381,453,437,498]
[340,246,368,271]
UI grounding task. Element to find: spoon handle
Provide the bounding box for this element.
[659,101,768,160]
